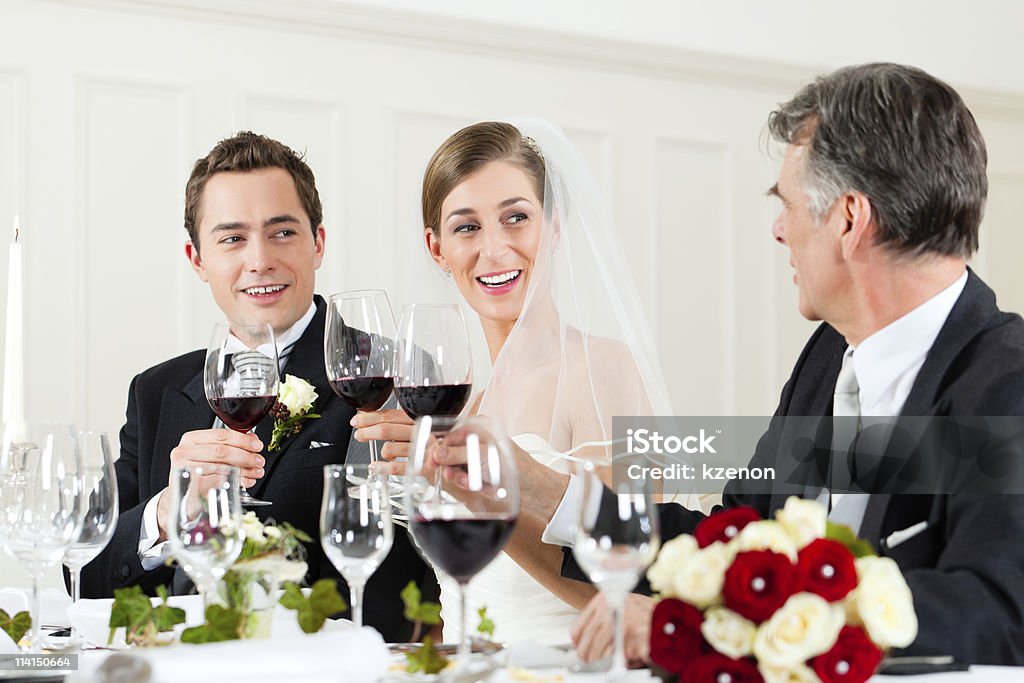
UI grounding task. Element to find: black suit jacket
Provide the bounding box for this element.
[79,296,433,641]
[566,271,1024,664]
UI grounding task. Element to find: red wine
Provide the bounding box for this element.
[395,383,472,421]
[330,377,394,411]
[209,395,276,432]
[411,515,517,584]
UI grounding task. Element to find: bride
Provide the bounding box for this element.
[355,119,695,644]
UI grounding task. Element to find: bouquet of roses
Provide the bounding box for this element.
[647,497,918,683]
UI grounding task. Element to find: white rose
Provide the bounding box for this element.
[263,525,283,540]
[700,606,756,659]
[759,662,824,683]
[279,374,318,416]
[241,511,267,544]
[753,593,844,667]
[733,520,799,561]
[848,556,918,648]
[775,497,827,549]
[672,541,730,608]
[647,534,698,597]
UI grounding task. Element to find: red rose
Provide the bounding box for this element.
[650,598,704,674]
[695,506,761,548]
[810,626,883,683]
[722,550,799,623]
[682,652,764,683]
[798,538,858,602]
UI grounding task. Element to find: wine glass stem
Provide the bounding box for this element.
[368,438,379,464]
[608,590,627,675]
[457,582,470,667]
[70,567,82,642]
[350,581,365,628]
[29,574,41,653]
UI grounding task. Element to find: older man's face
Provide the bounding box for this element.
[770,144,846,322]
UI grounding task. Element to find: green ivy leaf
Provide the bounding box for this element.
[400,580,442,626]
[826,521,877,558]
[278,582,306,611]
[476,606,495,639]
[0,609,31,644]
[277,579,347,634]
[180,605,242,644]
[108,585,156,645]
[405,636,449,675]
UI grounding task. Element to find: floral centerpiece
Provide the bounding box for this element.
[647,497,918,683]
[217,512,310,638]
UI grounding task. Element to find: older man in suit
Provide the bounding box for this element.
[79,132,431,641]
[523,64,1024,665]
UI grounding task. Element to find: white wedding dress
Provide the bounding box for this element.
[439,433,577,645]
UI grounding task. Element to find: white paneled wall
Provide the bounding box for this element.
[2,0,1024,590]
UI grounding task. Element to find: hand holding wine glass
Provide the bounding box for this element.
[404,417,518,675]
[205,322,279,507]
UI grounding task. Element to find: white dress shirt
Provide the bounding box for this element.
[543,271,968,545]
[137,302,318,570]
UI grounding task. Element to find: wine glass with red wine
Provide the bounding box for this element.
[404,417,519,675]
[324,289,396,464]
[204,322,279,507]
[394,304,473,435]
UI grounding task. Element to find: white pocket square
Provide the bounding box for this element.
[884,521,929,549]
[309,441,334,449]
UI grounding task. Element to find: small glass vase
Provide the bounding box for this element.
[215,568,279,639]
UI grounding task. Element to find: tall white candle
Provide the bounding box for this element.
[3,216,25,429]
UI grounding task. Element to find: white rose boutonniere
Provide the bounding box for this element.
[269,374,321,451]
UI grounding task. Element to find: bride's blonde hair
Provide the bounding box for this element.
[421,122,546,236]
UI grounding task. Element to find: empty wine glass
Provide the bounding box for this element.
[404,417,518,675]
[59,431,118,646]
[324,290,397,464]
[394,304,473,435]
[1,421,83,653]
[205,322,279,507]
[320,464,394,628]
[165,465,244,607]
[572,462,660,678]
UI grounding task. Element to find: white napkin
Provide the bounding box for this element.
[0,587,72,627]
[504,640,578,669]
[71,627,389,683]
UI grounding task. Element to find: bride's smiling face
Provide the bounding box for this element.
[426,161,544,326]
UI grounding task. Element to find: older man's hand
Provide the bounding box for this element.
[571,592,654,666]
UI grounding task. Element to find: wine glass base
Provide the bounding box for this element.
[240,490,272,507]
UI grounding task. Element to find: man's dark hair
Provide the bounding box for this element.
[768,63,987,258]
[184,131,322,250]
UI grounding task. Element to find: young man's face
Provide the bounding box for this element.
[186,168,325,333]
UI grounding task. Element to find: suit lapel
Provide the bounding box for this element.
[152,367,214,492]
[864,271,995,547]
[900,269,995,416]
[250,296,332,497]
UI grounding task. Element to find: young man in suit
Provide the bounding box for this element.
[499,64,1024,664]
[79,132,431,641]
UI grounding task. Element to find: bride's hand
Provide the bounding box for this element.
[350,409,414,463]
